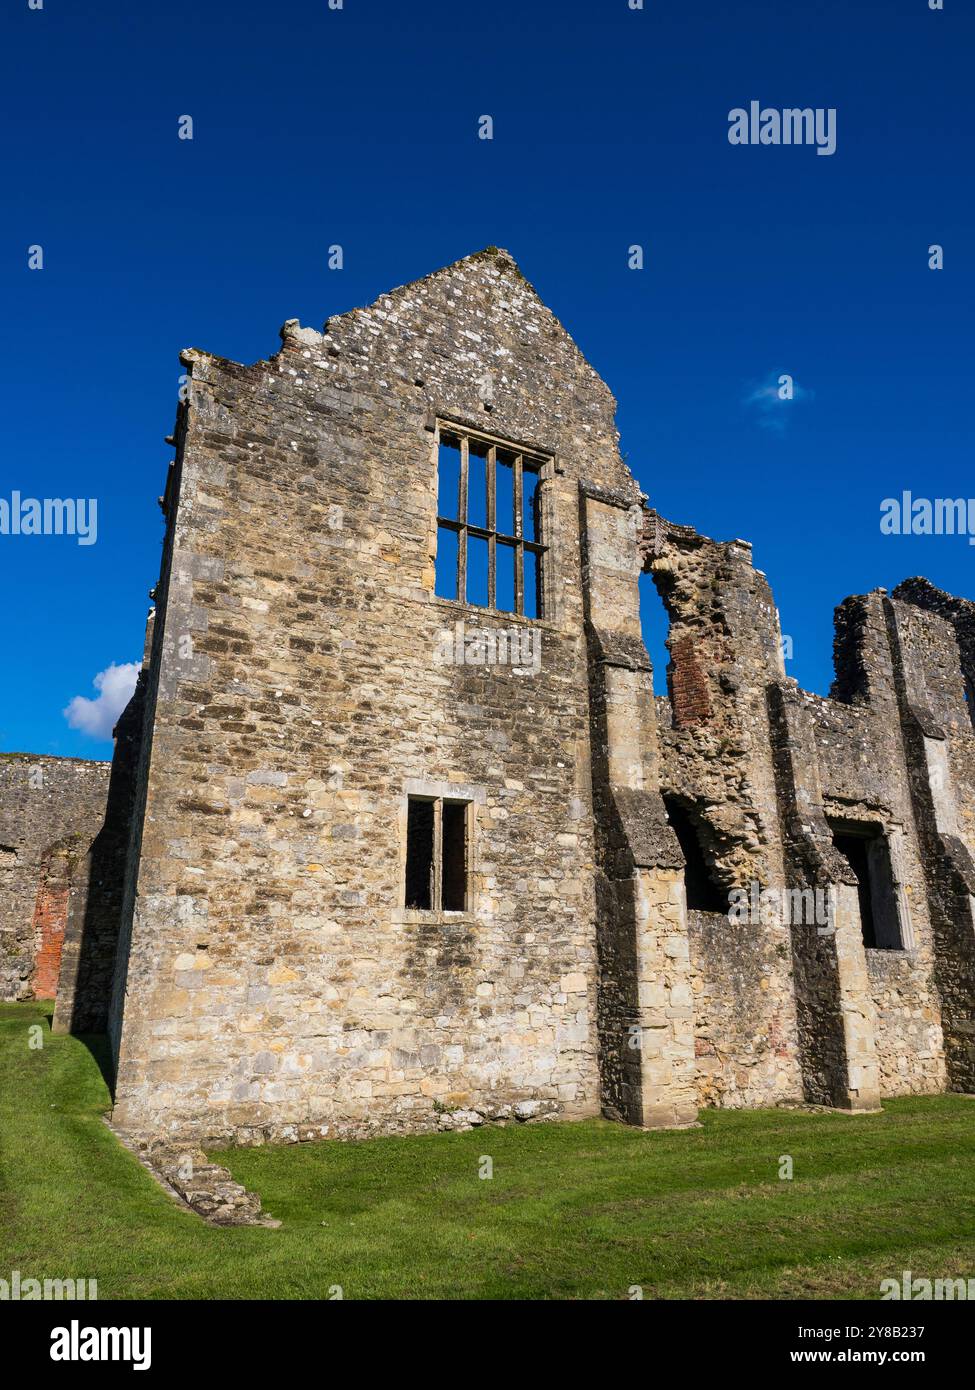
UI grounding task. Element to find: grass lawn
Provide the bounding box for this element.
[1,1000,974,1300]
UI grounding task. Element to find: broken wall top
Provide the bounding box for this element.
[179,247,641,503]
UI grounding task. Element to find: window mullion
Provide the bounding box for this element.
[463,802,471,912]
[433,798,443,913]
[458,436,469,604]
[487,445,496,609]
[458,436,469,523]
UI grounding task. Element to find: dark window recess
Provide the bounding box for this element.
[433,427,548,616]
[405,799,435,910]
[404,795,471,913]
[441,802,468,911]
[829,821,902,949]
[664,797,727,912]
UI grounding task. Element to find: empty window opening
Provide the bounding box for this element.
[523,547,541,620]
[467,438,488,529]
[496,540,516,614]
[663,797,727,912]
[434,526,459,601]
[404,795,471,913]
[496,451,515,534]
[405,799,435,910]
[434,425,548,617]
[437,435,462,521]
[828,820,903,949]
[441,801,468,911]
[638,569,712,726]
[467,534,490,608]
[522,467,540,543]
[639,571,671,699]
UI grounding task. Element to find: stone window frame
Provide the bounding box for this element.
[433,419,551,619]
[392,778,485,925]
[824,807,916,953]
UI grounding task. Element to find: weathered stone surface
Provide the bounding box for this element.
[107,249,612,1143]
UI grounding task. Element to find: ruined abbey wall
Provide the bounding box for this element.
[8,249,970,1146]
[108,249,645,1143]
[637,518,964,1108]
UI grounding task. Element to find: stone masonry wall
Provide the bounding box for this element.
[111,249,639,1143]
[866,949,944,1096]
[804,614,946,1102]
[886,589,975,1092]
[0,754,110,1001]
[687,909,796,1109]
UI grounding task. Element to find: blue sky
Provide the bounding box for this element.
[1,0,971,759]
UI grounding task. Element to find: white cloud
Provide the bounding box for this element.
[63,662,140,741]
[743,371,814,434]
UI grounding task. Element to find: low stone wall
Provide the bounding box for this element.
[688,909,801,1110]
[866,949,946,1097]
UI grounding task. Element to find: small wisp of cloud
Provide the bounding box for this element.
[743,371,813,434]
[63,662,139,741]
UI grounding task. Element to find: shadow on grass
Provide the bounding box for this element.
[73,1027,115,1094]
[30,1005,114,1096]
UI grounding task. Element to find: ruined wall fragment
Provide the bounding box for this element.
[0,755,110,1003]
[640,513,804,1110]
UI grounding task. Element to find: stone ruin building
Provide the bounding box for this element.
[3,248,974,1148]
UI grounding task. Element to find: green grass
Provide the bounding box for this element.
[2,1000,974,1300]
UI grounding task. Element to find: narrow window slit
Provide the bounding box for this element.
[405,798,435,910]
[441,802,467,911]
